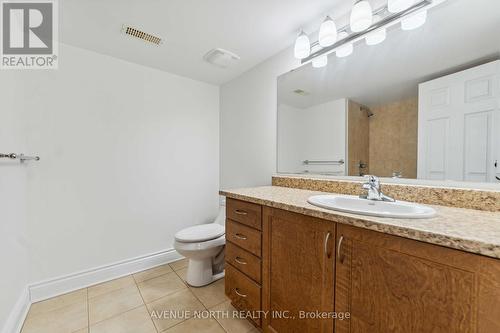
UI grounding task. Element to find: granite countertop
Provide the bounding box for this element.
[220,186,500,259]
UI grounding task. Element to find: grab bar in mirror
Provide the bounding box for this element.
[0,153,40,163]
[303,159,344,165]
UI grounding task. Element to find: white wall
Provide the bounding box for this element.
[278,99,347,175]
[0,77,30,330]
[277,104,303,173]
[220,48,297,189]
[1,43,220,288]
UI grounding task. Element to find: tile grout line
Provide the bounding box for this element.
[135,269,179,285]
[84,260,222,333]
[23,265,185,333]
[133,273,160,333]
[171,268,205,306]
[86,287,90,333]
[153,264,198,331]
[88,276,137,299]
[169,263,223,332]
[171,266,229,333]
[25,262,228,333]
[19,288,91,333]
[89,304,146,328]
[87,275,145,328]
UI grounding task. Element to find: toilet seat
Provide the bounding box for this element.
[174,234,225,251]
[175,224,225,243]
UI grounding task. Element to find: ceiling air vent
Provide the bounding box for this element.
[122,25,163,45]
[203,48,240,68]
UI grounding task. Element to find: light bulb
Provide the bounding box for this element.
[319,16,337,47]
[336,32,353,58]
[365,16,386,46]
[350,0,372,32]
[388,0,415,13]
[366,28,386,45]
[312,55,328,68]
[401,10,427,30]
[294,30,310,59]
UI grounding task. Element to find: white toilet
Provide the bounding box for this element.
[174,206,225,287]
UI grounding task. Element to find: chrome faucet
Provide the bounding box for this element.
[360,175,395,202]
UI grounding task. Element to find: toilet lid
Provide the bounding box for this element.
[175,224,225,243]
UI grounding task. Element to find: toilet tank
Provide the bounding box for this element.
[214,205,226,226]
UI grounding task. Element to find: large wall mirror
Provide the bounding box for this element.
[277,0,500,184]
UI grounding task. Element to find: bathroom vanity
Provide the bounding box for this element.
[222,183,500,333]
[222,0,500,330]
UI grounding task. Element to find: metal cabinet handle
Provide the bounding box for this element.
[324,232,332,259]
[235,209,248,215]
[234,256,247,265]
[234,233,247,240]
[337,235,345,264]
[234,288,247,298]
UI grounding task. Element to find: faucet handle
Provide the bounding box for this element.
[362,183,372,190]
[364,175,379,186]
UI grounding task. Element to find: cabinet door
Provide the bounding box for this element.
[262,207,335,333]
[335,224,500,333]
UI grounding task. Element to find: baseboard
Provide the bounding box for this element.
[1,287,30,333]
[29,248,182,303]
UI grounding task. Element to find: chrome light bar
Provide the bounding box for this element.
[301,0,433,64]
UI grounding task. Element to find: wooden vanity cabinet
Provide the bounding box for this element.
[262,207,335,333]
[225,198,500,333]
[335,224,500,333]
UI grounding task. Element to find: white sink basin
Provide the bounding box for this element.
[307,195,436,219]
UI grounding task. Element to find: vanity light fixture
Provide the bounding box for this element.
[365,15,387,45]
[294,30,311,59]
[401,9,427,30]
[350,0,373,32]
[336,32,353,58]
[311,45,328,68]
[365,28,386,45]
[312,55,328,68]
[297,0,442,65]
[319,16,337,47]
[388,0,415,13]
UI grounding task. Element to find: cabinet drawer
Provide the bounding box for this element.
[226,219,261,257]
[226,242,262,284]
[225,264,261,327]
[226,198,262,230]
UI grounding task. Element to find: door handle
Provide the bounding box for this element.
[337,235,345,264]
[234,256,247,265]
[324,232,332,259]
[234,209,248,215]
[234,288,247,298]
[234,233,247,240]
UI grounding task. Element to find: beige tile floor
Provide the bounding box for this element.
[21,259,259,333]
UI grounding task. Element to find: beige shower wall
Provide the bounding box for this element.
[369,97,418,179]
[347,100,370,176]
